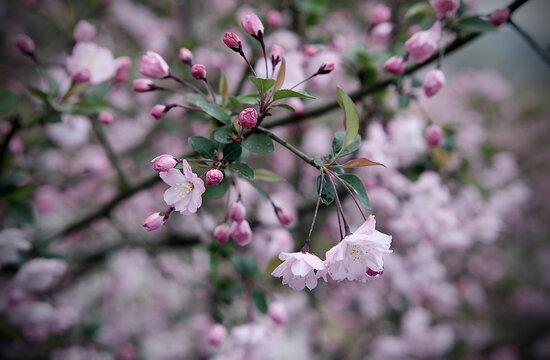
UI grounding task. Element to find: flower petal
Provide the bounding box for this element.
[160,168,186,186]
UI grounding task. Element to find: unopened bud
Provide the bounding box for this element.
[229,202,246,223]
[73,20,97,42]
[73,68,91,83]
[238,108,258,128]
[208,324,227,346]
[275,208,293,226]
[317,61,335,75]
[422,69,446,97]
[151,104,166,119]
[98,111,114,125]
[430,0,460,19]
[142,212,165,231]
[223,32,242,52]
[241,13,264,38]
[424,124,444,147]
[140,51,170,79]
[231,220,252,246]
[370,4,391,25]
[383,56,406,75]
[268,302,287,325]
[14,34,35,55]
[490,8,510,26]
[191,64,207,80]
[270,45,285,68]
[132,78,155,92]
[151,154,177,171]
[267,10,282,27]
[213,223,231,243]
[206,169,224,185]
[179,48,193,65]
[303,44,318,56]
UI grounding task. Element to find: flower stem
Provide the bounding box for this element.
[327,173,351,237]
[168,73,205,95]
[255,126,318,168]
[302,171,325,252]
[508,19,550,68]
[330,170,367,221]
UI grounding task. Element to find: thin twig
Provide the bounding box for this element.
[508,19,550,68]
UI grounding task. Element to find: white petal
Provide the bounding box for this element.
[163,188,180,205]
[303,253,326,270]
[291,259,310,277]
[160,169,186,186]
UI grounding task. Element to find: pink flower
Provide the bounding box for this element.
[66,42,117,84]
[422,69,446,97]
[238,108,258,128]
[139,51,170,79]
[404,21,441,63]
[303,44,318,56]
[490,8,510,26]
[12,258,67,292]
[271,251,326,290]
[425,124,444,147]
[213,224,231,243]
[160,164,205,215]
[142,212,165,231]
[179,48,193,65]
[317,61,335,74]
[132,78,154,92]
[430,0,460,19]
[98,111,114,125]
[241,13,264,37]
[206,169,224,185]
[73,20,97,42]
[383,56,407,75]
[231,220,252,246]
[370,4,392,25]
[0,229,30,267]
[371,22,393,44]
[267,10,282,27]
[229,202,246,222]
[151,104,166,119]
[208,324,227,346]
[115,56,132,71]
[325,215,392,282]
[270,45,285,66]
[13,34,35,55]
[268,302,287,325]
[151,154,177,171]
[191,64,207,80]
[275,208,293,226]
[223,32,241,51]
[72,68,91,83]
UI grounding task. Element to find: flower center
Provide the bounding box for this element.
[174,182,194,198]
[349,245,366,262]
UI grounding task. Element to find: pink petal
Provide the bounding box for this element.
[160,169,186,186]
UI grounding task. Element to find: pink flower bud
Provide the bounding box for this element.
[140,51,170,79]
[98,111,114,125]
[383,56,406,75]
[371,22,393,45]
[207,324,227,346]
[73,68,91,83]
[270,45,285,67]
[142,212,165,231]
[151,104,166,119]
[430,0,460,19]
[422,69,446,97]
[206,169,224,185]
[268,302,287,325]
[13,34,35,55]
[73,20,97,42]
[229,202,246,223]
[370,4,391,25]
[424,124,444,147]
[132,78,154,92]
[239,108,258,128]
[276,208,293,226]
[404,21,441,63]
[267,10,282,27]
[490,8,510,26]
[179,48,193,65]
[151,154,177,171]
[231,220,252,246]
[241,13,264,38]
[223,32,242,52]
[191,64,207,80]
[303,44,318,56]
[317,61,335,75]
[213,224,231,243]
[115,56,132,72]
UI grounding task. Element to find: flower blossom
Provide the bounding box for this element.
[12,258,67,292]
[430,0,460,19]
[404,21,441,63]
[325,215,392,282]
[0,229,31,267]
[66,42,117,84]
[159,162,205,215]
[271,251,326,290]
[140,51,170,78]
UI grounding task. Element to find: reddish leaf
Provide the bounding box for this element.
[342,158,385,168]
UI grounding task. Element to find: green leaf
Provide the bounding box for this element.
[228,163,254,180]
[405,2,433,19]
[212,126,234,144]
[273,89,315,101]
[231,255,260,277]
[332,132,361,157]
[235,93,260,105]
[83,83,110,100]
[219,72,228,105]
[188,136,217,158]
[242,133,274,153]
[272,103,296,112]
[203,176,229,199]
[0,89,17,113]
[5,201,34,224]
[338,174,371,211]
[73,99,110,114]
[274,58,286,92]
[254,168,284,182]
[336,87,359,156]
[316,174,334,205]
[249,76,276,94]
[398,94,410,108]
[252,287,268,313]
[411,77,423,88]
[196,100,231,124]
[223,143,242,162]
[458,16,497,33]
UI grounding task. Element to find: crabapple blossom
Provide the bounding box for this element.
[229,202,246,222]
[241,13,264,38]
[370,4,392,25]
[267,10,282,27]
[72,68,91,83]
[425,124,445,147]
[179,47,193,65]
[231,220,252,246]
[132,78,154,92]
[66,42,117,84]
[238,108,258,128]
[490,8,511,26]
[46,114,91,149]
[271,251,327,290]
[276,208,294,226]
[268,302,287,325]
[223,32,241,51]
[208,324,226,346]
[423,69,446,97]
[139,51,170,78]
[205,169,224,185]
[383,56,406,75]
[98,111,113,125]
[325,215,392,282]
[13,34,35,55]
[371,22,393,44]
[213,224,231,243]
[159,164,205,215]
[404,21,441,63]
[191,64,207,80]
[12,258,67,292]
[151,154,177,171]
[142,212,165,231]
[73,20,96,42]
[430,0,460,19]
[151,104,166,119]
[303,44,318,56]
[271,45,285,67]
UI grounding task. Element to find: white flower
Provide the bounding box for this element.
[159,161,205,215]
[326,215,392,282]
[0,229,30,267]
[46,114,91,149]
[66,42,117,84]
[271,251,326,290]
[12,258,67,292]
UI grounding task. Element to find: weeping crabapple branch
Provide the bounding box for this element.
[301,171,325,253]
[507,19,550,67]
[36,0,529,246]
[255,126,318,168]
